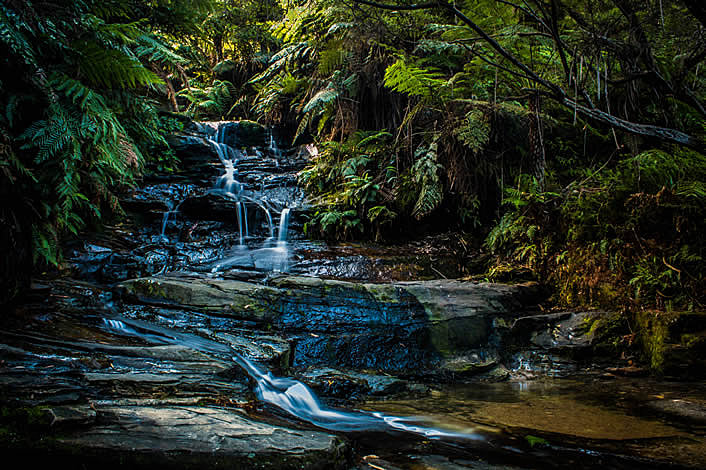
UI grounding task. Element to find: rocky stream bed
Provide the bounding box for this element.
[2,121,705,469]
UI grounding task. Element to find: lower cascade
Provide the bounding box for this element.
[102,317,482,440]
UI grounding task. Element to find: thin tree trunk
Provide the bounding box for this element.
[528,92,546,190]
[151,64,179,112]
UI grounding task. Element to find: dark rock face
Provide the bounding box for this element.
[0,182,32,305]
[118,274,545,374]
[218,120,268,148]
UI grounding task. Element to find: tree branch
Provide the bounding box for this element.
[352,0,705,150]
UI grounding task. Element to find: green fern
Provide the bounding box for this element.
[411,141,443,219]
[384,57,446,99]
[453,109,490,153]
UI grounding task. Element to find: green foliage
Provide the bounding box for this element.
[485,148,706,311]
[453,110,490,153]
[383,57,446,100]
[0,0,182,267]
[300,130,400,240]
[178,79,239,119]
[411,141,443,220]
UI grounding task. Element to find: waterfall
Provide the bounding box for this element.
[267,130,281,159]
[278,208,290,242]
[160,207,173,239]
[160,199,186,241]
[204,122,292,271]
[236,202,244,245]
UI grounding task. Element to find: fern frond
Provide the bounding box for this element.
[453,109,490,153]
[75,40,162,88]
[384,57,446,99]
[411,141,443,219]
[303,88,339,113]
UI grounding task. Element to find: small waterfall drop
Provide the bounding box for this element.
[278,208,290,242]
[159,199,186,242]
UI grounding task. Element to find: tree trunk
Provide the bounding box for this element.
[151,64,179,112]
[0,179,32,305]
[528,92,546,190]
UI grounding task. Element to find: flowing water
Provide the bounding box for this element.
[101,316,484,441]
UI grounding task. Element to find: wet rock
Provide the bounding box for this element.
[214,332,291,370]
[298,367,408,398]
[509,350,582,377]
[55,405,348,469]
[605,365,649,377]
[290,329,434,372]
[118,274,543,374]
[511,311,596,352]
[226,120,267,147]
[45,404,97,428]
[438,353,499,377]
[118,275,281,321]
[647,398,706,425]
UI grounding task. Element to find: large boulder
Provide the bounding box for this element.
[118,274,543,374]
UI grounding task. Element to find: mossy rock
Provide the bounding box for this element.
[635,310,706,378]
[234,120,267,147]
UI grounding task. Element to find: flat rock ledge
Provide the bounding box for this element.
[29,404,348,469]
[117,274,544,374]
[118,274,541,330]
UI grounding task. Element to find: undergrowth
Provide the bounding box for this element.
[485,148,706,312]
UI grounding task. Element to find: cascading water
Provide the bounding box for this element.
[101,316,483,440]
[278,208,290,242]
[204,123,293,273]
[160,199,187,241]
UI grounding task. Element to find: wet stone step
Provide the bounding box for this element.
[30,405,349,469]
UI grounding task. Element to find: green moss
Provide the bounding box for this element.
[0,405,52,434]
[635,310,674,372]
[129,279,168,299]
[680,332,706,352]
[525,435,549,448]
[367,284,400,304]
[234,120,267,147]
[581,312,631,357]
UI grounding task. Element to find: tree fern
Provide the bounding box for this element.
[0,0,178,267]
[411,141,443,219]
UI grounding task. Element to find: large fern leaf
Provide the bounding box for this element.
[384,58,446,99]
[411,142,443,219]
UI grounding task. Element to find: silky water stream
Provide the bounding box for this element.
[101,317,485,441]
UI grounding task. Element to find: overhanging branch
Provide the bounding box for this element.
[351,0,705,150]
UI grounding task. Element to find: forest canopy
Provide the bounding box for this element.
[1,0,704,310]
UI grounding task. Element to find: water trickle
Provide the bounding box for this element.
[267,130,281,159]
[159,199,186,242]
[278,208,290,242]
